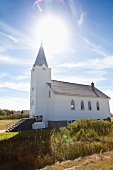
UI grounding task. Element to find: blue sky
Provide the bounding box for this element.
[0,0,113,112]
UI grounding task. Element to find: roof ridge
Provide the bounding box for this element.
[51,79,90,87]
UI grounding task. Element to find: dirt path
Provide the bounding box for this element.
[41,150,113,170]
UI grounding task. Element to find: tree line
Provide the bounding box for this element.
[0,109,29,119]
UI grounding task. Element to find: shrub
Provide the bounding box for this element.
[68,118,112,136]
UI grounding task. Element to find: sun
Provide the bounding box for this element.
[37,16,68,52]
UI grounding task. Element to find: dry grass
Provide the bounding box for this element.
[0,119,20,130]
[42,151,113,170]
[111,116,113,122]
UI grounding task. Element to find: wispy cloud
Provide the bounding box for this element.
[83,38,108,57]
[68,0,86,27]
[59,55,113,70]
[68,0,78,20]
[0,82,30,91]
[0,21,36,52]
[0,73,7,78]
[78,11,86,26]
[0,54,32,66]
[15,71,30,80]
[0,32,18,43]
[52,74,106,85]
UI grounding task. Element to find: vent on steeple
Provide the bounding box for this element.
[34,43,48,67]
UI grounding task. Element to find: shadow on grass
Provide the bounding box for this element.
[0,128,55,170]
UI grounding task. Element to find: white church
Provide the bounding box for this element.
[30,43,110,129]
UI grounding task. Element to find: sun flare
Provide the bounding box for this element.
[37,16,68,52]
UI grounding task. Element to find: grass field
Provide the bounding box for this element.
[0,119,20,130]
[0,132,18,140]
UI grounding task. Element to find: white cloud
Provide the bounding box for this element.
[78,12,86,26]
[0,82,30,91]
[15,75,30,81]
[52,74,105,85]
[0,54,32,66]
[0,97,29,110]
[59,55,113,70]
[0,73,7,78]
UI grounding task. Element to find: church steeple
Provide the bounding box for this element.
[34,43,48,67]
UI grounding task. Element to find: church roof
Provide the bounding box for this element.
[49,80,109,99]
[34,43,48,67]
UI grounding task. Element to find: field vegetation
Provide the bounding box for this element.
[0,109,29,120]
[0,119,20,130]
[0,119,113,170]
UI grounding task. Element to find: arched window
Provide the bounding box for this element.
[96,101,100,110]
[71,100,75,110]
[81,100,84,110]
[88,101,91,110]
[49,90,51,98]
[31,100,34,105]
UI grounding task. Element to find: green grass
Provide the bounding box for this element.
[0,132,18,140]
[0,119,20,130]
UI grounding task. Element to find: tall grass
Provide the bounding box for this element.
[0,119,113,169]
[50,119,113,161]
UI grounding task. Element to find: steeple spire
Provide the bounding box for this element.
[34,43,48,67]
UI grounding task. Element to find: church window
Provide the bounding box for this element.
[96,101,100,110]
[32,87,34,91]
[81,100,84,110]
[31,100,34,105]
[88,101,91,110]
[71,100,75,110]
[49,90,51,98]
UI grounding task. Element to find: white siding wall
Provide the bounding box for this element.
[47,86,55,120]
[54,94,110,121]
[30,67,37,118]
[30,64,51,127]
